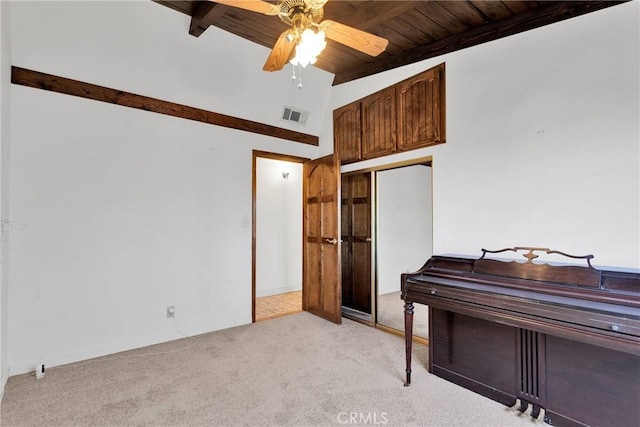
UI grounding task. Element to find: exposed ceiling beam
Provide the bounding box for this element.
[332,0,626,85]
[190,1,227,37]
[11,66,318,146]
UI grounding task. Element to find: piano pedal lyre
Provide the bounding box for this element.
[518,399,529,413]
[518,399,542,420]
[530,404,541,419]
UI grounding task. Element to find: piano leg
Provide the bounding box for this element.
[404,300,414,386]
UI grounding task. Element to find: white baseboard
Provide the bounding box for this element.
[8,316,251,376]
[256,285,301,298]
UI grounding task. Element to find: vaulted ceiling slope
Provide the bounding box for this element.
[155,1,627,85]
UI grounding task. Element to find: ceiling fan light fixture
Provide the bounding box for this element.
[290,28,326,68]
[216,0,388,80]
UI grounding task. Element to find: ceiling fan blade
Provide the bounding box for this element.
[263,30,296,72]
[213,0,279,16]
[320,20,388,57]
[307,0,329,10]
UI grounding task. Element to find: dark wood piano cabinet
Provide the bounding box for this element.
[402,247,640,427]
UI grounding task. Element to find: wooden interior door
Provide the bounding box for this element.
[341,173,372,314]
[303,154,341,324]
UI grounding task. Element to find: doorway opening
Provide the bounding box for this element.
[340,158,433,340]
[252,151,308,322]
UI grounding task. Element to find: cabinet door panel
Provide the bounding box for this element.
[361,86,396,160]
[397,64,445,151]
[334,103,361,164]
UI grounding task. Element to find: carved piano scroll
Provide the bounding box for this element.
[475,246,601,288]
[480,246,595,267]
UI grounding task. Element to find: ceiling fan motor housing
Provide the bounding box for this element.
[278,0,324,26]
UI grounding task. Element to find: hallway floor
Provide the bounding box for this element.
[255,291,302,321]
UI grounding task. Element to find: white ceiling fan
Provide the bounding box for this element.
[214,0,389,72]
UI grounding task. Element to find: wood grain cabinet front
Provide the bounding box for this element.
[334,102,362,164]
[361,86,397,160]
[396,64,446,151]
[333,63,446,165]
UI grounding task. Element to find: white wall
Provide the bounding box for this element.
[0,0,12,395]
[11,1,333,136]
[332,2,640,269]
[5,0,639,379]
[377,166,432,295]
[7,1,325,375]
[256,158,302,297]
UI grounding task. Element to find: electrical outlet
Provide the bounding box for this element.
[166,306,175,319]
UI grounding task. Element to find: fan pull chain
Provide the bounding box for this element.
[291,63,303,89]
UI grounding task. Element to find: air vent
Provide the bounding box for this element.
[282,106,309,126]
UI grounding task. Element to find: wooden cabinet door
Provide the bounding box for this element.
[334,103,362,164]
[303,154,342,324]
[361,86,396,160]
[396,64,445,151]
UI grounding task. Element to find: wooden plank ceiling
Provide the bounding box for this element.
[154,1,626,85]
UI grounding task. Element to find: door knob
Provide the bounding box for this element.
[325,238,338,244]
[365,237,372,242]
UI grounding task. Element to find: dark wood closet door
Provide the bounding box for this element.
[341,173,372,314]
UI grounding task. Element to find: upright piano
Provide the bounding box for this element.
[401,247,640,427]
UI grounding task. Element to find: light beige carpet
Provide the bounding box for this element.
[1,312,543,426]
